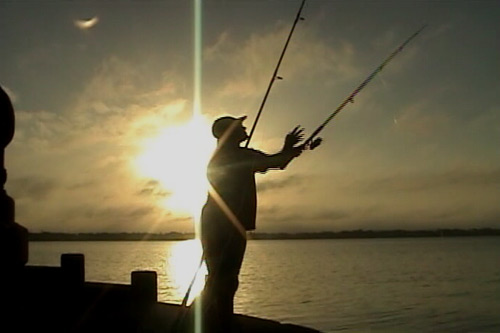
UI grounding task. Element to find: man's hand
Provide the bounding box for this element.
[284,126,304,150]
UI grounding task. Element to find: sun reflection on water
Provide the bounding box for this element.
[168,239,207,305]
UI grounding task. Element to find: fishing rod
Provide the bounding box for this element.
[303,24,427,149]
[178,0,306,301]
[170,254,205,332]
[177,0,307,310]
[172,4,307,329]
[245,0,307,147]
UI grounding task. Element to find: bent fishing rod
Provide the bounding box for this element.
[245,0,307,147]
[302,24,427,149]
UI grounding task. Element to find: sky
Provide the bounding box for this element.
[1,0,499,233]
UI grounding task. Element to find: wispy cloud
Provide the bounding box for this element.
[137,179,171,198]
[74,17,99,30]
[7,55,194,232]
[8,176,58,201]
[347,167,500,194]
[257,174,305,193]
[205,23,359,99]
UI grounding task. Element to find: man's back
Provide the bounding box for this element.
[205,146,267,231]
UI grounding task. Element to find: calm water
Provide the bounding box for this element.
[28,237,500,332]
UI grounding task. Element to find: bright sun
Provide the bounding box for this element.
[134,115,216,216]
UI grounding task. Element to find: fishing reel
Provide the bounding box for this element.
[301,137,322,151]
[310,137,322,150]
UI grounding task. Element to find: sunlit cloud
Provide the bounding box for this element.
[205,24,359,99]
[7,55,198,232]
[8,176,57,201]
[74,17,99,30]
[3,1,499,234]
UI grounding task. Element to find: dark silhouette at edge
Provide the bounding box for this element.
[1,85,28,269]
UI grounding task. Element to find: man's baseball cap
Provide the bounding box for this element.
[211,115,247,138]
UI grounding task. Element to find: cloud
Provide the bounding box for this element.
[372,30,397,49]
[257,174,305,193]
[252,164,500,232]
[137,179,172,198]
[12,109,72,151]
[262,207,349,224]
[467,106,500,134]
[258,196,500,232]
[257,205,362,232]
[393,100,450,136]
[74,17,99,30]
[204,23,359,99]
[422,23,453,42]
[355,26,427,81]
[205,31,231,60]
[53,203,161,233]
[5,5,498,234]
[11,174,180,232]
[7,55,198,232]
[8,176,58,201]
[11,57,189,152]
[348,167,500,194]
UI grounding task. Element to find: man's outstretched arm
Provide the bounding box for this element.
[253,126,309,172]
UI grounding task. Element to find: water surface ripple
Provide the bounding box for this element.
[29,237,500,332]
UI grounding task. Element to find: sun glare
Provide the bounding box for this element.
[134,115,215,216]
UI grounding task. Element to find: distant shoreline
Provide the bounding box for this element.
[28,228,500,241]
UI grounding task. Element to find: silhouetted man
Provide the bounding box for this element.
[200,115,320,332]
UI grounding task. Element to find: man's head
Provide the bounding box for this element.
[212,115,248,143]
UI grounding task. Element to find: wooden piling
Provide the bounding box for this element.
[61,253,85,287]
[131,270,158,304]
